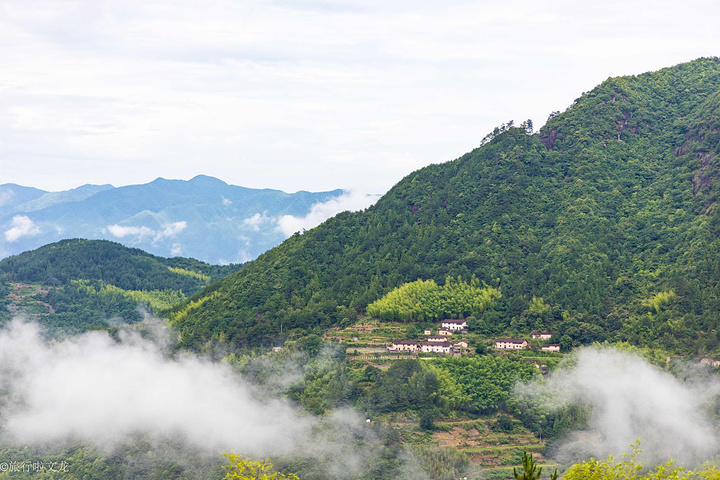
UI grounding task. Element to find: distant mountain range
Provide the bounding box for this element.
[0,175,353,264]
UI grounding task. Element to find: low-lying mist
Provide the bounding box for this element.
[9,316,719,477]
[0,318,379,478]
[515,347,720,468]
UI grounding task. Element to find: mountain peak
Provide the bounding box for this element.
[187,175,230,188]
[169,58,720,353]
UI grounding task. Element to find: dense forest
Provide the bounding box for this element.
[170,57,720,355]
[366,277,501,322]
[0,239,240,333]
[3,58,720,479]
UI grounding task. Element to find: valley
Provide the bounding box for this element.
[2,58,720,479]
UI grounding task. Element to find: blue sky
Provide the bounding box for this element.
[1,0,719,195]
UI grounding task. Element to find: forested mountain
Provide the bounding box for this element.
[169,58,720,355]
[0,239,240,333]
[0,175,344,264]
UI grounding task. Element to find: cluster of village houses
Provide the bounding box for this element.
[387,320,560,356]
[387,319,470,355]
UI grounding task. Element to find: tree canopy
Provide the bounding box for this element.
[167,57,720,355]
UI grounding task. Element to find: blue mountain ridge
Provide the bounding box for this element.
[0,175,344,264]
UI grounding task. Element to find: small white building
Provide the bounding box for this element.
[541,344,561,353]
[531,331,553,341]
[441,319,468,331]
[495,338,528,350]
[453,340,469,350]
[438,328,453,336]
[424,328,433,335]
[420,341,452,354]
[388,340,419,352]
[427,336,447,343]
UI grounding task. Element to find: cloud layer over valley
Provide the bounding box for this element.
[0,318,388,478]
[0,319,313,455]
[276,190,380,236]
[515,347,720,468]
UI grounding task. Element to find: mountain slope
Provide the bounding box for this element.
[171,58,720,354]
[0,175,345,263]
[12,184,115,213]
[0,184,47,211]
[0,239,240,334]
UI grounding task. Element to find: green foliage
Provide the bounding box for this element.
[563,445,720,479]
[419,409,437,430]
[513,451,546,480]
[497,414,515,433]
[432,356,538,413]
[0,441,225,479]
[0,239,237,290]
[364,359,443,414]
[172,57,720,355]
[425,363,470,409]
[230,342,353,415]
[407,445,470,480]
[598,341,671,368]
[294,334,323,357]
[222,454,299,480]
[168,266,212,283]
[527,297,551,317]
[0,239,239,334]
[642,291,677,314]
[71,279,186,312]
[366,276,501,322]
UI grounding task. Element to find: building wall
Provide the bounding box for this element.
[495,341,527,350]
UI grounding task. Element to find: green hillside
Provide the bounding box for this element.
[171,58,720,354]
[0,239,240,333]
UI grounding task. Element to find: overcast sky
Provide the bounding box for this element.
[1,0,719,195]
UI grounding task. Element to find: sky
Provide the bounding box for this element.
[1,0,719,196]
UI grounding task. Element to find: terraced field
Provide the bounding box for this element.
[5,282,54,318]
[327,321,558,479]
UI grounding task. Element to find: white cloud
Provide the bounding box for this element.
[515,347,720,468]
[170,243,182,256]
[0,319,388,478]
[158,221,187,239]
[222,197,232,206]
[106,224,155,240]
[105,221,187,243]
[2,0,719,194]
[4,215,41,242]
[242,212,273,232]
[0,319,312,454]
[277,190,379,236]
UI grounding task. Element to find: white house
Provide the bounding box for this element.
[495,338,528,350]
[427,336,447,343]
[441,319,468,331]
[452,341,469,355]
[388,340,419,352]
[541,344,560,353]
[420,341,452,354]
[531,331,553,341]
